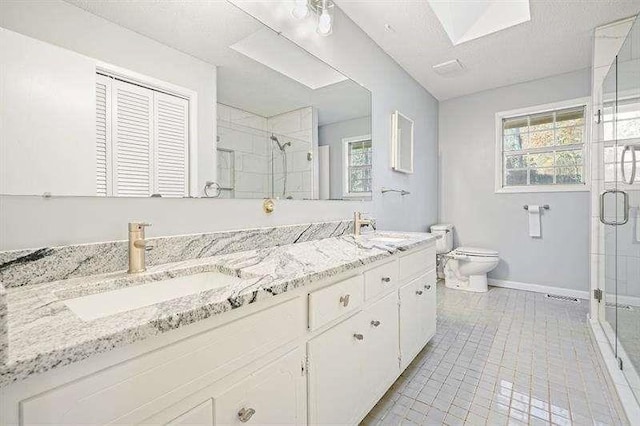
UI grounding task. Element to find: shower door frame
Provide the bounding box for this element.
[592,24,640,415]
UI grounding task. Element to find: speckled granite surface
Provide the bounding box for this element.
[0,231,434,387]
[0,220,353,288]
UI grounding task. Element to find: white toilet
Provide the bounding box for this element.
[430,224,499,293]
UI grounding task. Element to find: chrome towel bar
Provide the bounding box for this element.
[381,187,410,196]
[523,204,550,210]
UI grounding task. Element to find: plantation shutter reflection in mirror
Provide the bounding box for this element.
[95,75,112,196]
[96,75,190,197]
[154,93,188,197]
[112,80,154,197]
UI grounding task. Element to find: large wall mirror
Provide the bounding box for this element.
[0,0,372,201]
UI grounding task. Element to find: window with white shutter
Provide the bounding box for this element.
[95,74,189,197]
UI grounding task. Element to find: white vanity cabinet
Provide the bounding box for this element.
[399,269,437,370]
[307,247,436,425]
[306,291,399,425]
[0,240,436,426]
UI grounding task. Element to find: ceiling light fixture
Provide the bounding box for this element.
[290,0,335,37]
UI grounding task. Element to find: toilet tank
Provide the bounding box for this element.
[430,224,454,254]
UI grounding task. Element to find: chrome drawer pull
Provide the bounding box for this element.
[416,290,423,295]
[381,277,391,283]
[339,294,350,307]
[425,284,431,290]
[371,320,381,327]
[238,407,256,423]
[354,333,364,340]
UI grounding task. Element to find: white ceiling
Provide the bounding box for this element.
[64,0,370,125]
[335,0,640,100]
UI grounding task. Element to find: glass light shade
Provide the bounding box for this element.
[292,0,309,19]
[317,8,332,36]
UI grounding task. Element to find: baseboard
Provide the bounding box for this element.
[608,293,640,308]
[488,278,590,300]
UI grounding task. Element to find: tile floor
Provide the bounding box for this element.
[362,283,628,426]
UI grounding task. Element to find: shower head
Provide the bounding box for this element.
[270,134,291,151]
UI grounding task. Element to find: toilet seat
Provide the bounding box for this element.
[454,247,498,257]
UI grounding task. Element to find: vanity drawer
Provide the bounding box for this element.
[308,274,364,330]
[364,260,398,300]
[399,244,436,283]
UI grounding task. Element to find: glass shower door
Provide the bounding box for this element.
[600,15,640,402]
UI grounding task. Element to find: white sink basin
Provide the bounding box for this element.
[64,272,242,321]
[369,237,407,243]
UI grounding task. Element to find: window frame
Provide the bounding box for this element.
[342,134,372,199]
[495,97,591,194]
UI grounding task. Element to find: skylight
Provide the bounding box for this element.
[230,28,347,90]
[427,0,531,45]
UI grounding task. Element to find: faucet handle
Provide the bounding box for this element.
[129,222,151,231]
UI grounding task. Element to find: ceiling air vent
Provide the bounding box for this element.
[432,59,464,77]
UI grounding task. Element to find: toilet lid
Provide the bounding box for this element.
[456,246,498,257]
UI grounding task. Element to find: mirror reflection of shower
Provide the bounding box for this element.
[270,134,292,199]
[216,104,315,200]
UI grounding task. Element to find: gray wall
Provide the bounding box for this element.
[439,68,591,292]
[319,116,372,200]
[0,1,438,250]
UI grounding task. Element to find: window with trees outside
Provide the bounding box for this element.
[603,97,640,184]
[496,100,588,192]
[342,136,372,198]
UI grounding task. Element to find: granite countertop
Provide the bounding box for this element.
[0,231,434,387]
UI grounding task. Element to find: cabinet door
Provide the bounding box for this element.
[399,278,423,370]
[419,270,437,343]
[213,348,304,425]
[399,270,437,370]
[363,291,400,400]
[168,399,213,426]
[308,312,367,425]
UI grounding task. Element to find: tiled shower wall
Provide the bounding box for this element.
[217,104,270,198]
[268,107,315,200]
[216,104,314,199]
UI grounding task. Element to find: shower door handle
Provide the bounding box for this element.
[599,189,629,225]
[621,145,636,185]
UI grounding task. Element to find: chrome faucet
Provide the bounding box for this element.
[128,222,152,273]
[353,212,375,237]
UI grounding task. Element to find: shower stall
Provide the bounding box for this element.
[592,15,640,413]
[216,118,314,200]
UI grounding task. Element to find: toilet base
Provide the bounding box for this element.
[444,274,488,293]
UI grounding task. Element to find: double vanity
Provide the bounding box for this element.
[0,1,436,424]
[0,222,436,426]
